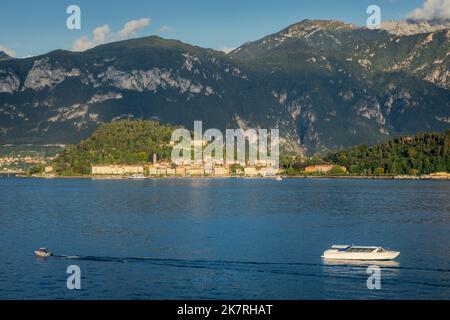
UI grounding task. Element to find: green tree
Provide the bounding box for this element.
[329,166,346,175]
[324,130,450,176]
[28,165,44,175]
[53,120,181,175]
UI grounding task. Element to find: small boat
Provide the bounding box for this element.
[322,245,400,261]
[34,247,53,258]
[128,174,146,180]
[274,176,283,181]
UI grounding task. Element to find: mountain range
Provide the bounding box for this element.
[0,19,449,155]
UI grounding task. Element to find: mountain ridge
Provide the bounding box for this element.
[0,19,449,155]
[0,51,13,61]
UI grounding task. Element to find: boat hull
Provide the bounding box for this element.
[322,250,400,261]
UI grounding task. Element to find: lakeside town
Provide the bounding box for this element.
[42,153,342,178]
[89,159,346,178]
[0,147,347,178]
[2,149,449,180]
[71,164,450,180]
[7,155,448,180]
[1,128,448,180]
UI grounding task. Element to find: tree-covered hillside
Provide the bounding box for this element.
[53,120,178,175]
[325,131,450,175]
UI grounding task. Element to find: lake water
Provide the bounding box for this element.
[0,177,449,299]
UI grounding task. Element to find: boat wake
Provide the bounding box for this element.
[52,254,450,274]
[46,254,450,290]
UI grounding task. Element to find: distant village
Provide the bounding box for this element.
[0,154,56,174]
[90,153,282,178]
[4,152,450,180]
[82,136,347,177]
[89,154,345,178]
[5,139,449,179]
[0,143,347,177]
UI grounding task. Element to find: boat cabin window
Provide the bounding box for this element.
[346,248,376,253]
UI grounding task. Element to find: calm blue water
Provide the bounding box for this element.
[0,177,449,299]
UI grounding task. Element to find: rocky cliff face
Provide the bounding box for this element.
[0,70,20,93]
[0,20,449,155]
[229,20,449,153]
[381,19,450,36]
[0,37,302,153]
[24,58,82,91]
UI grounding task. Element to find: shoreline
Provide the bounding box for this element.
[287,175,450,180]
[12,174,450,181]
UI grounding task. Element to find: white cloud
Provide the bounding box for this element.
[118,18,151,38]
[0,45,16,57]
[93,24,111,43]
[407,0,450,21]
[219,46,236,54]
[157,26,171,33]
[73,24,110,51]
[72,18,150,52]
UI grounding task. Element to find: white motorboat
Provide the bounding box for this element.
[275,176,283,181]
[34,247,52,258]
[322,245,400,261]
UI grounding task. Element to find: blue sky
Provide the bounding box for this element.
[0,0,432,57]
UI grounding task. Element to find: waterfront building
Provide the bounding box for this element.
[173,158,193,166]
[166,168,176,175]
[156,168,167,175]
[244,167,258,176]
[176,166,186,176]
[191,139,208,147]
[213,166,230,176]
[91,165,144,175]
[205,164,213,175]
[44,165,54,173]
[147,165,157,175]
[260,167,280,177]
[186,166,205,176]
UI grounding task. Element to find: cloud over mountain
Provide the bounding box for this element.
[72,18,151,51]
[118,18,151,38]
[157,26,171,34]
[0,45,16,58]
[408,0,450,21]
